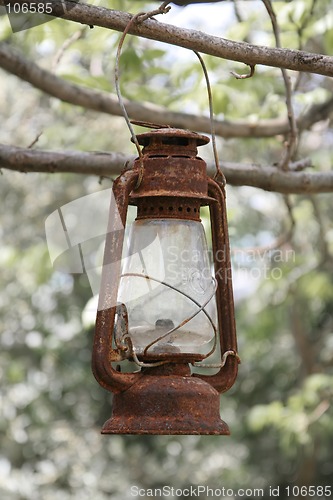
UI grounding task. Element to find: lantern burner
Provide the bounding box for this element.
[156,318,175,329]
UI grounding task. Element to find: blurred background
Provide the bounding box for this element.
[0,1,332,498]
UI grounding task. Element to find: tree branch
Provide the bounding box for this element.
[1,43,332,140]
[0,143,332,194]
[18,0,333,77]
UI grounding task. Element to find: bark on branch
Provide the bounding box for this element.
[36,0,333,77]
[0,143,332,194]
[1,43,332,140]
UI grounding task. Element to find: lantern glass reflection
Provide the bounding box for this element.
[117,218,216,357]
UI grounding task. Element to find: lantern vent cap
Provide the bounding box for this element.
[132,128,210,149]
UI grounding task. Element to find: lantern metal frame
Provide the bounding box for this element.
[92,128,239,435]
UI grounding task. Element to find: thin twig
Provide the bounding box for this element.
[262,0,298,170]
[230,4,256,80]
[295,0,318,50]
[288,157,313,171]
[233,0,243,24]
[293,0,317,92]
[309,195,331,264]
[98,175,114,184]
[283,195,295,241]
[137,1,171,23]
[233,0,251,45]
[230,64,255,80]
[27,132,42,149]
[232,231,291,257]
[308,400,330,425]
[52,27,87,72]
[283,194,296,239]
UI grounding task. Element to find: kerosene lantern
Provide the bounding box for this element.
[92,127,239,435]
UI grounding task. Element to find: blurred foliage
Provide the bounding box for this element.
[0,0,333,499]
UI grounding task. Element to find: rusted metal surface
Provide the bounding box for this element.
[135,127,209,147]
[92,169,143,394]
[130,119,171,130]
[193,178,239,393]
[92,127,239,434]
[136,196,201,221]
[130,128,212,207]
[102,364,230,435]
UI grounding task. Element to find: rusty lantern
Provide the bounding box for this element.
[92,128,239,435]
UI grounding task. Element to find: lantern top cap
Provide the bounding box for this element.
[133,128,210,147]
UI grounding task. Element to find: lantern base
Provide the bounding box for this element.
[101,364,230,435]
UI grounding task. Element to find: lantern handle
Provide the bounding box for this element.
[114,10,222,185]
[194,177,239,393]
[92,168,143,394]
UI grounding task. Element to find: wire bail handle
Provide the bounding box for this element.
[114,6,223,185]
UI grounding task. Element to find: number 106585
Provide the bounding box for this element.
[5,2,53,14]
